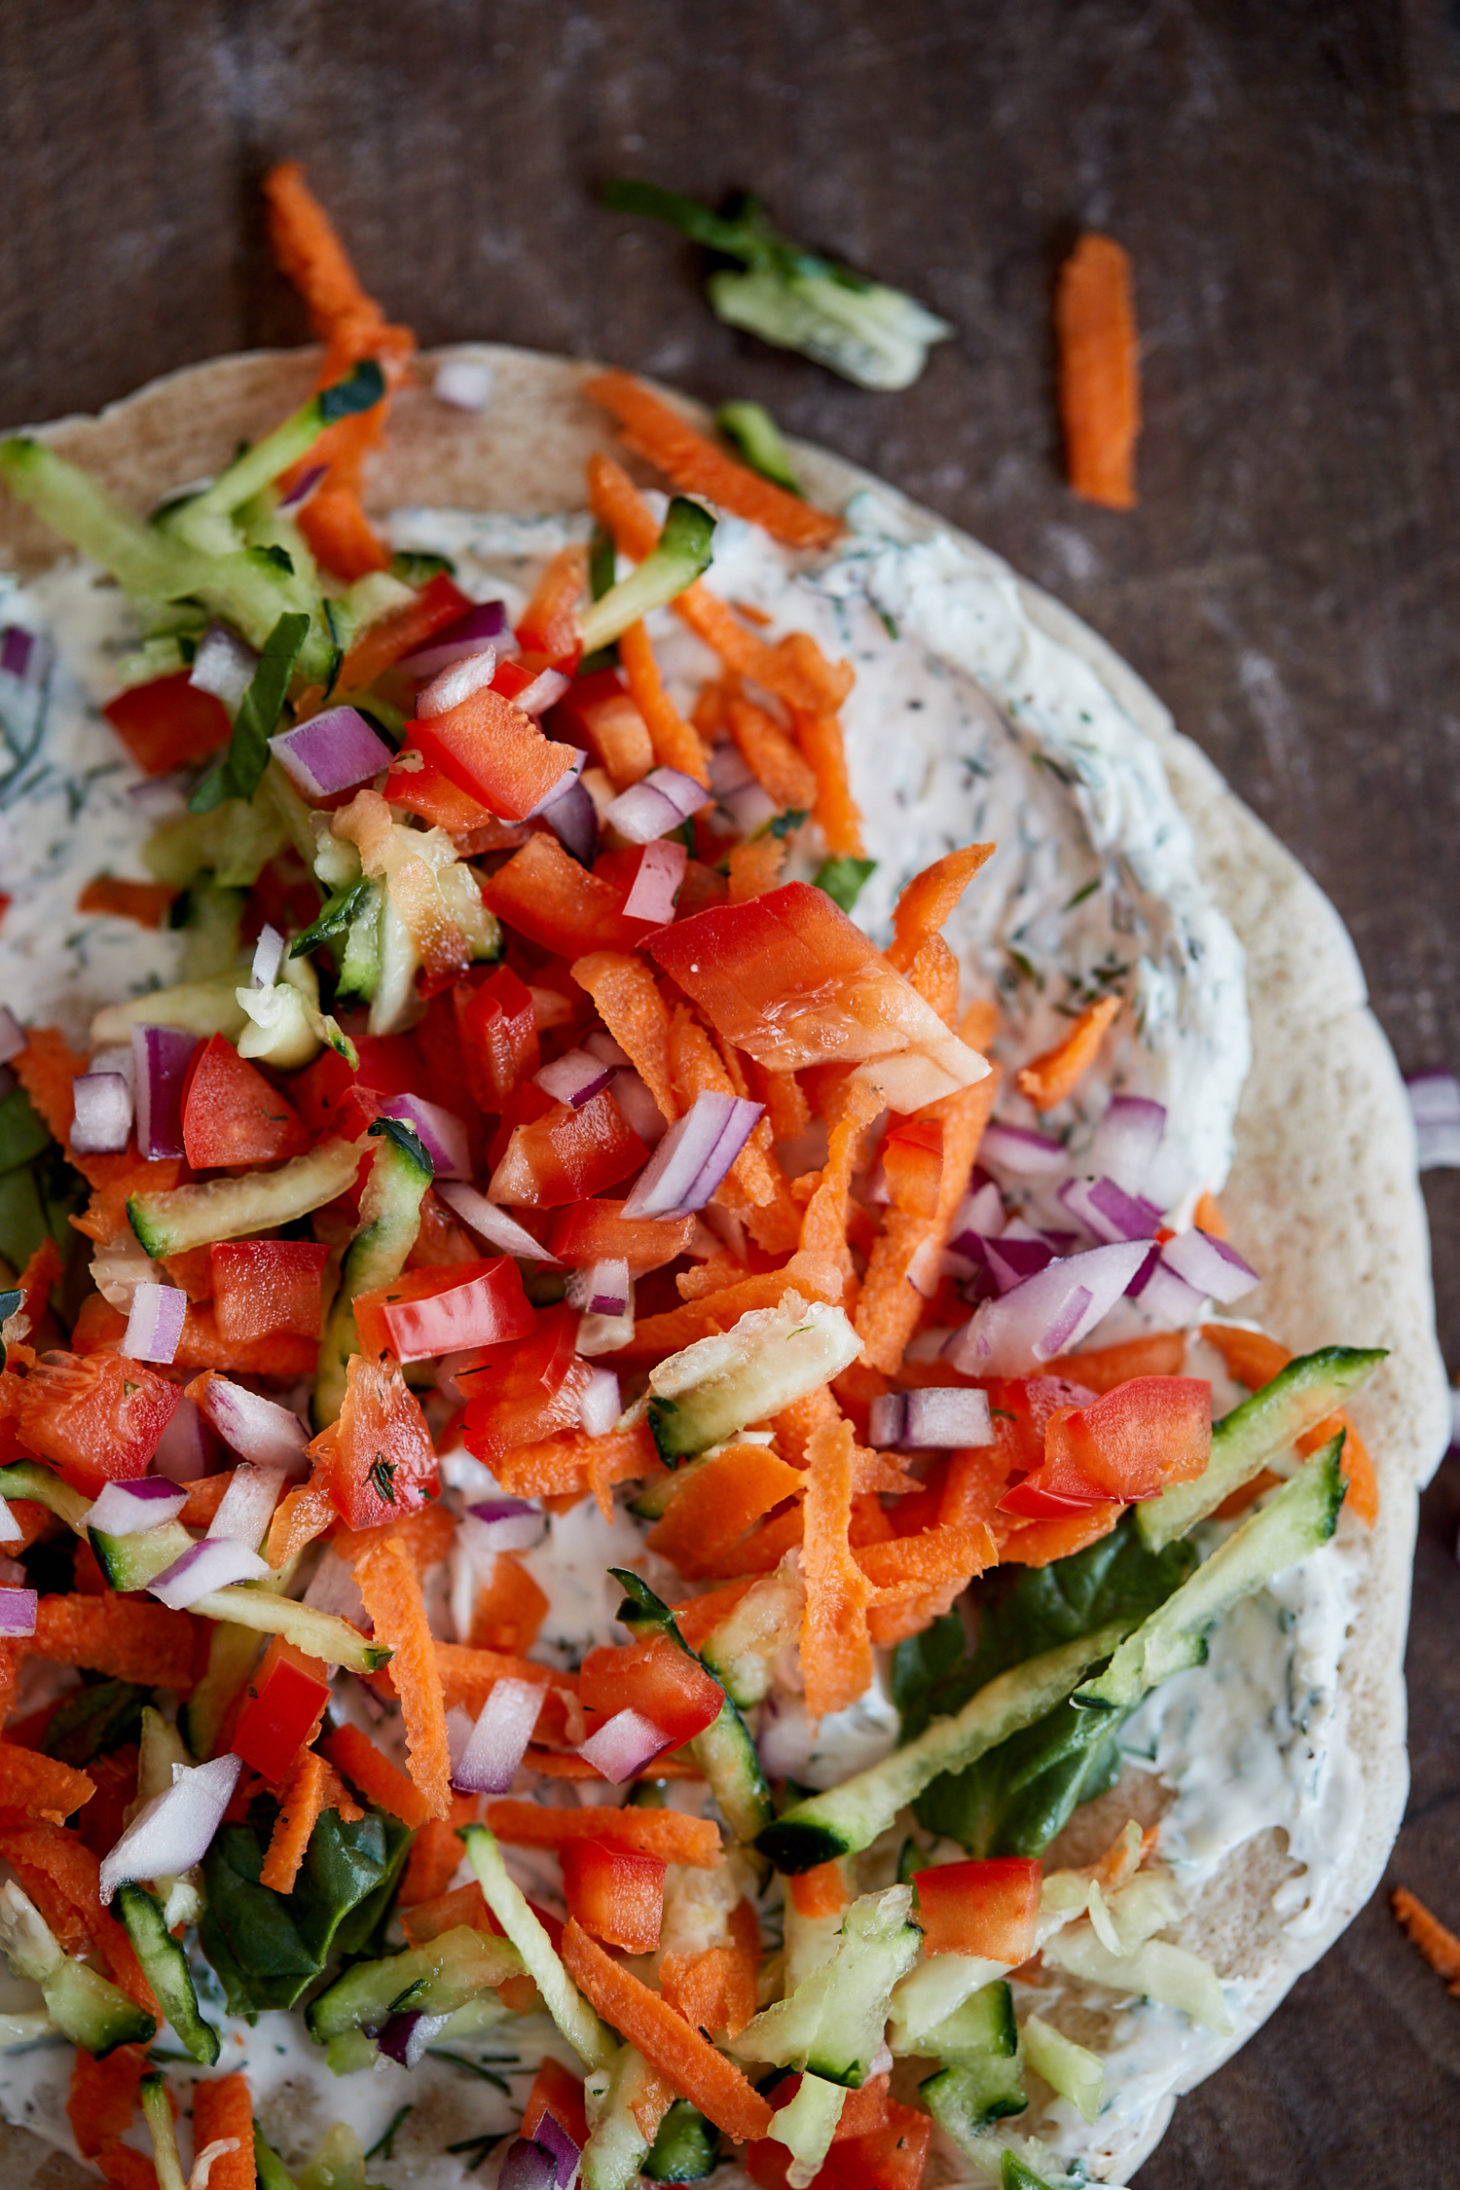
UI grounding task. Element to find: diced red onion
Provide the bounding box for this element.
[621,1090,763,1218]
[150,1537,270,1609]
[984,1234,1057,1294]
[151,1397,214,1484]
[417,647,498,718]
[583,1030,630,1069]
[1130,1253,1206,1328]
[0,1008,24,1066]
[0,1586,37,1637]
[434,357,495,412]
[132,1026,200,1161]
[303,1544,369,1624]
[512,667,573,717]
[377,2006,454,2067]
[86,1477,188,1537]
[567,1257,630,1318]
[868,1388,993,1449]
[978,1123,1069,1178]
[529,986,576,1031]
[1,624,52,686]
[720,781,779,836]
[579,1366,621,1437]
[269,707,394,799]
[402,601,510,679]
[0,1494,20,1546]
[122,1282,187,1366]
[950,1179,1004,1244]
[907,1236,944,1298]
[579,1707,666,1783]
[251,925,285,989]
[126,773,190,816]
[623,839,687,924]
[498,2141,559,2190]
[708,741,755,798]
[206,1462,285,1550]
[604,766,713,845]
[1407,1071,1460,1171]
[1160,1228,1259,1305]
[453,1676,543,1794]
[99,1752,242,1903]
[381,1094,471,1179]
[535,1048,615,1110]
[948,1240,1151,1376]
[610,1069,667,1146]
[189,623,258,711]
[277,463,328,512]
[1089,1094,1167,1193]
[868,1393,906,1448]
[465,1498,548,1553]
[531,2112,582,2190]
[436,1180,558,1263]
[1058,1175,1163,1245]
[523,748,589,823]
[190,1376,312,1473]
[70,1071,133,1155]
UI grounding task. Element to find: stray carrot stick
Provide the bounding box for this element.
[434,1642,559,1716]
[96,2148,160,2190]
[1016,996,1121,1111]
[660,1897,760,2042]
[485,1801,724,1869]
[31,1595,196,1692]
[791,709,863,857]
[1047,1331,1187,1391]
[906,934,960,1025]
[1201,1324,1379,1527]
[997,1503,1122,1567]
[887,845,996,975]
[1056,233,1140,511]
[320,1719,434,1831]
[0,1742,95,1825]
[264,1478,336,1571]
[726,694,819,813]
[728,833,789,905]
[618,622,711,786]
[671,1579,759,1652]
[571,951,678,1122]
[492,1423,660,1503]
[584,371,842,552]
[789,1860,849,1919]
[856,1522,997,1594]
[67,2044,150,2159]
[561,1919,772,2142]
[624,1259,842,1361]
[347,1534,451,1821]
[398,1794,480,1908]
[76,877,174,929]
[191,2073,255,2190]
[646,1446,805,1579]
[1392,1887,1460,1995]
[694,1502,805,1581]
[800,1415,874,1719]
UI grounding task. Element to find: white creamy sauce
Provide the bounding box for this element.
[0,493,1347,2188]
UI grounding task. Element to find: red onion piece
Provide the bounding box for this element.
[122,1282,187,1366]
[417,647,498,719]
[86,1478,188,1537]
[0,1587,38,1637]
[708,741,755,797]
[1407,1071,1460,1171]
[1089,1094,1167,1192]
[512,667,573,717]
[0,1008,24,1066]
[498,2141,560,2190]
[433,357,494,412]
[622,838,687,924]
[604,766,713,845]
[70,1071,133,1155]
[535,1049,615,1110]
[1058,1174,1163,1245]
[377,2006,453,2067]
[1160,1227,1259,1305]
[150,1538,270,1609]
[950,1179,1004,1243]
[579,1366,622,1438]
[984,1234,1058,1294]
[538,774,599,865]
[720,780,779,836]
[579,1707,667,1784]
[151,1397,214,1484]
[1131,1253,1206,1327]
[621,1090,763,1218]
[453,1676,543,1794]
[435,1180,557,1263]
[269,707,395,799]
[568,1257,630,1318]
[189,1376,311,1474]
[126,773,190,817]
[205,1462,286,1550]
[403,601,510,680]
[251,925,286,989]
[381,1094,471,1179]
[302,1544,369,1624]
[583,1030,631,1069]
[189,623,258,711]
[979,1122,1069,1178]
[464,1499,548,1553]
[0,1494,20,1546]
[949,1240,1150,1376]
[532,2112,582,2190]
[903,1387,994,1449]
[609,1069,667,1146]
[99,1753,242,1904]
[868,1394,906,1448]
[132,1026,200,1161]
[277,462,328,512]
[1,624,52,686]
[522,748,589,823]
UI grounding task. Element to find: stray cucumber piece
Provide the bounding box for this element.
[190,611,312,813]
[143,800,287,891]
[461,1825,616,2070]
[716,400,801,494]
[0,1881,155,2057]
[254,2124,298,2190]
[91,975,248,1047]
[312,1116,433,1427]
[731,1886,920,2088]
[647,1293,861,1463]
[611,1570,772,1844]
[768,2072,844,2182]
[888,1954,1011,2053]
[578,498,715,655]
[643,2098,718,2183]
[306,1924,522,2042]
[90,1519,194,1594]
[182,1586,390,1676]
[921,2051,1028,2147]
[582,2046,666,2190]
[128,1136,361,1259]
[1021,2013,1103,2125]
[0,1459,91,1531]
[698,1567,801,1709]
[140,2072,187,2190]
[116,1883,219,2064]
[908,1978,1018,2063]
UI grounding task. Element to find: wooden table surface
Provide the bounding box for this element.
[3,1,1459,2179]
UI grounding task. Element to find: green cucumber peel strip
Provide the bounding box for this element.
[117,1885,219,2064]
[190,609,313,812]
[0,1459,92,1531]
[460,1824,616,2069]
[578,498,715,654]
[169,361,384,549]
[312,1115,433,1428]
[716,400,802,493]
[127,1135,362,1259]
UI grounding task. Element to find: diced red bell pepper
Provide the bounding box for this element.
[544,1200,697,1276]
[912,1857,1042,1963]
[335,571,474,697]
[16,1352,181,1497]
[411,685,581,825]
[383,742,498,832]
[455,964,540,1112]
[460,1307,591,1464]
[997,1471,1112,1519]
[102,672,231,775]
[578,1630,724,1754]
[353,1256,535,1363]
[560,1837,667,1954]
[826,2101,933,2190]
[1045,1375,1211,1502]
[231,1638,332,1781]
[210,1240,330,1342]
[549,667,651,782]
[514,548,586,666]
[522,2057,590,2151]
[181,1035,312,1170]
[488,1087,648,1208]
[313,1353,440,1529]
[481,832,644,959]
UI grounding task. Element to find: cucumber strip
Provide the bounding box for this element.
[0,438,195,597]
[90,1520,194,1593]
[730,1886,920,2088]
[647,1294,862,1463]
[91,975,249,1047]
[313,1116,433,1426]
[920,2051,1028,2148]
[755,1625,1128,1872]
[907,1978,1018,2063]
[643,2098,719,2183]
[1138,1345,1383,1551]
[128,1136,362,1259]
[888,1952,1010,2051]
[1040,1926,1232,2035]
[0,1460,91,1531]
[182,1585,389,1675]
[461,1825,616,2070]
[143,801,288,892]
[116,1883,219,2064]
[578,498,715,654]
[306,1923,521,2042]
[140,2072,188,2190]
[716,401,802,493]
[1078,1441,1346,1714]
[182,1620,264,1760]
[0,1882,155,2057]
[582,2045,663,2190]
[768,2072,845,2185]
[699,1568,801,1710]
[168,363,384,552]
[254,2124,299,2190]
[1022,2014,1103,2125]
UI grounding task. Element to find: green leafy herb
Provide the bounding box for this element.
[812,854,877,913]
[767,807,809,840]
[444,2135,506,2172]
[367,1454,397,1506]
[391,550,455,586]
[364,2107,412,2162]
[291,876,373,959]
[190,610,312,813]
[716,400,801,493]
[1062,877,1101,911]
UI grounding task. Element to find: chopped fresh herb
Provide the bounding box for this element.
[813,854,877,912]
[364,2106,412,2162]
[444,2135,506,2172]
[190,609,311,812]
[767,807,809,840]
[879,609,900,641]
[391,549,456,585]
[716,399,802,492]
[367,1454,397,1506]
[1062,877,1101,911]
[427,2049,513,2092]
[1006,947,1043,990]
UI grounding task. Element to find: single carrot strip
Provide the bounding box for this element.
[746,1054,811,1144]
[906,933,960,1025]
[1392,1887,1460,1993]
[856,1522,997,1594]
[97,2143,161,2190]
[789,1860,848,1919]
[623,1258,842,1361]
[1016,996,1121,1111]
[180,1472,235,1530]
[1211,1468,1282,1523]
[485,1800,724,1869]
[668,1005,795,1227]
[561,1919,772,2142]
[492,1423,660,1502]
[263,161,391,341]
[618,621,711,786]
[320,1720,432,1831]
[584,371,842,552]
[728,832,789,904]
[660,1899,759,2043]
[0,1823,157,2012]
[521,1747,701,1780]
[571,950,678,1122]
[264,1478,336,1570]
[520,544,587,661]
[693,1501,805,1581]
[433,1643,560,1715]
[0,1742,94,1824]
[798,1078,882,1296]
[1193,1190,1228,1239]
[347,1533,451,1821]
[726,693,818,812]
[31,1595,195,1692]
[1199,1324,1289,1389]
[191,2073,255,2190]
[646,1445,805,1579]
[467,1551,549,1656]
[76,877,174,929]
[260,1750,328,1893]
[887,845,996,975]
[68,2043,149,2159]
[398,1794,480,1908]
[1047,1331,1187,1391]
[997,1503,1122,1567]
[1056,233,1140,510]
[939,1443,1015,1530]
[800,1414,873,1719]
[960,998,999,1051]
[336,1501,457,1573]
[401,1879,490,1943]
[791,709,863,857]
[670,1579,759,1651]
[1200,1324,1378,1526]
[12,1235,62,1341]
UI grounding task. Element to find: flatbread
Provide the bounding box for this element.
[0,345,1449,2186]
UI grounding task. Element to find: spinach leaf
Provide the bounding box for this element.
[893,1516,1196,1858]
[190,610,311,813]
[40,1678,147,1766]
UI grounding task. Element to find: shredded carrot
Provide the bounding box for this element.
[493,1422,661,1504]
[0,1741,94,1825]
[0,1823,157,2012]
[857,1522,997,1595]
[336,1500,457,1573]
[789,1860,848,1919]
[519,544,588,661]
[1211,1467,1283,1522]
[31,1594,195,1691]
[1199,1324,1289,1389]
[97,2142,161,2190]
[799,1414,873,1719]
[998,1503,1122,1566]
[1193,1190,1228,1239]
[10,1235,61,1343]
[905,933,961,1025]
[660,1897,761,2043]
[728,832,789,904]
[646,1445,805,1579]
[618,621,712,786]
[584,371,842,552]
[68,2043,150,2160]
[960,998,999,1051]
[348,1533,450,1821]
[747,1054,811,1144]
[940,1442,1015,1530]
[694,1501,805,1581]
[561,1919,772,2141]
[191,2073,255,2190]
[570,951,678,1122]
[319,1718,433,1831]
[468,1550,549,1656]
[401,1878,489,1943]
[670,1579,759,1652]
[1046,1331,1188,1390]
[264,1478,336,1570]
[726,693,818,813]
[887,845,996,975]
[1201,1323,1379,1526]
[1056,233,1140,510]
[792,708,863,858]
[260,1751,360,1892]
[398,1793,480,1907]
[485,1800,724,1869]
[76,876,175,929]
[624,1257,842,1360]
[12,1025,148,1194]
[1392,1887,1460,1994]
[74,1159,183,1244]
[669,1005,797,1239]
[179,1472,235,1530]
[433,1642,560,1716]
[1016,995,1121,1111]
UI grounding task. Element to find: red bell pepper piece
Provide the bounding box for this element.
[514,548,586,666]
[181,1035,312,1170]
[353,1256,535,1363]
[912,1857,1041,1964]
[544,1200,697,1277]
[16,1353,181,1497]
[489,1087,648,1208]
[334,571,473,698]
[1001,1374,1211,1515]
[482,832,645,959]
[454,964,540,1112]
[521,2057,590,2151]
[383,743,499,833]
[579,1630,724,1755]
[549,667,650,782]
[561,1837,667,1955]
[460,1307,590,1466]
[210,1240,330,1342]
[411,685,581,825]
[313,1354,439,1529]
[102,672,230,775]
[231,1638,332,1780]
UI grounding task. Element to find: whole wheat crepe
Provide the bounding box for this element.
[0,347,1449,2184]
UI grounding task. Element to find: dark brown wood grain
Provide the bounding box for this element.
[1,2,1458,2178]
